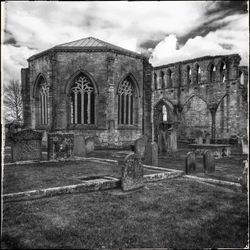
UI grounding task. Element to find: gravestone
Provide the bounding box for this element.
[203,150,215,173]
[194,130,203,144]
[144,142,158,166]
[48,132,74,160]
[121,153,144,191]
[134,137,146,159]
[185,152,196,174]
[73,134,86,157]
[240,160,248,193]
[11,129,43,162]
[85,137,95,153]
[241,136,248,154]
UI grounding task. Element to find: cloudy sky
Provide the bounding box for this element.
[2,1,249,84]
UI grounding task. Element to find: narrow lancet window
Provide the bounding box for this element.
[39,80,49,125]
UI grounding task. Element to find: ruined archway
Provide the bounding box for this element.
[179,95,211,141]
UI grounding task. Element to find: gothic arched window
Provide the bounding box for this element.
[118,78,134,125]
[154,73,158,90]
[239,71,244,85]
[220,62,226,82]
[70,74,95,124]
[160,71,165,88]
[187,66,191,85]
[162,105,168,121]
[209,64,216,82]
[39,78,49,125]
[167,69,173,88]
[195,64,201,84]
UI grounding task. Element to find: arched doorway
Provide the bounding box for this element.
[153,100,177,153]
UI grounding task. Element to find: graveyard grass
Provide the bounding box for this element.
[2,178,248,249]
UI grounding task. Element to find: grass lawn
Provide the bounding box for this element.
[3,160,162,194]
[2,177,248,249]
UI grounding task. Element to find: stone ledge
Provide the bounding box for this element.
[3,178,120,202]
[144,171,184,182]
[184,175,242,192]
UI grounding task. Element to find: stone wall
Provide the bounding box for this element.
[152,54,248,141]
[22,48,151,147]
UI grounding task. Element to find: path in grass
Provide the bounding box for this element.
[2,177,248,249]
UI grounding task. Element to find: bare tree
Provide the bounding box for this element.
[3,79,23,123]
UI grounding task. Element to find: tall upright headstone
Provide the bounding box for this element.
[85,137,95,153]
[144,142,158,166]
[73,134,86,157]
[121,153,144,191]
[134,137,146,159]
[203,150,215,173]
[240,160,248,193]
[241,136,248,155]
[185,152,196,174]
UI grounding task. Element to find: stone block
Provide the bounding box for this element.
[185,152,196,174]
[86,137,95,153]
[203,150,215,173]
[73,135,86,157]
[144,142,158,166]
[240,160,248,193]
[121,153,144,191]
[134,137,146,159]
[48,132,74,160]
[11,129,43,162]
[241,136,248,154]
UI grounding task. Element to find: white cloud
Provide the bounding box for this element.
[150,14,249,66]
[2,1,248,84]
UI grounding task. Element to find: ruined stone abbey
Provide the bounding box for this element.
[21,37,248,150]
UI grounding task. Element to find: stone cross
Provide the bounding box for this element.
[203,150,215,173]
[185,152,196,174]
[121,153,144,191]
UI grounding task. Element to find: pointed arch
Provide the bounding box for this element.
[64,69,99,95]
[207,63,216,82]
[186,65,191,85]
[116,72,140,97]
[117,73,139,125]
[33,73,49,126]
[167,68,173,88]
[194,63,201,84]
[217,60,227,82]
[68,71,97,124]
[32,72,48,98]
[183,94,208,108]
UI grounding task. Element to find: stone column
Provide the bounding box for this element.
[106,56,115,125]
[209,104,218,141]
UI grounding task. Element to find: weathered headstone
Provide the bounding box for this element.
[144,142,158,166]
[203,150,215,173]
[134,137,146,159]
[121,153,144,191]
[194,130,203,144]
[73,134,86,157]
[185,152,196,174]
[241,136,248,155]
[48,132,74,160]
[85,137,95,153]
[11,129,43,162]
[240,160,248,193]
